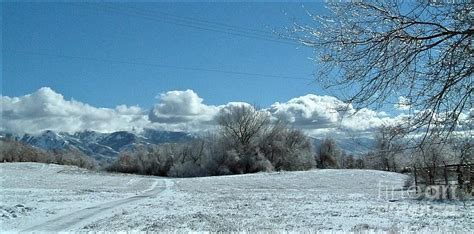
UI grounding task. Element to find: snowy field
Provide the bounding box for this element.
[1,162,473,232]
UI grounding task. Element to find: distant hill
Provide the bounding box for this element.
[14,129,194,161]
[311,136,375,155]
[2,129,375,162]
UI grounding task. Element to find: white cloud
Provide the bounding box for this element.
[1,87,149,134]
[267,94,398,134]
[1,87,404,138]
[147,91,264,132]
[148,89,219,124]
[269,95,350,129]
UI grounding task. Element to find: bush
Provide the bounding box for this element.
[107,117,318,177]
[107,145,174,176]
[108,105,320,177]
[0,139,97,169]
[259,126,315,171]
[316,138,340,169]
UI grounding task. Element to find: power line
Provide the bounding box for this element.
[90,3,297,45]
[73,3,299,46]
[97,4,297,45]
[124,5,279,37]
[3,49,313,82]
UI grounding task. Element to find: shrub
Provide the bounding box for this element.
[108,105,320,177]
[0,139,97,169]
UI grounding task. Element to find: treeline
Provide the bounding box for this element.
[107,105,317,177]
[3,105,469,180]
[0,100,358,178]
[358,126,472,174]
[105,117,472,178]
[106,105,385,177]
[0,139,97,169]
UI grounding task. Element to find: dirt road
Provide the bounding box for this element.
[21,179,173,232]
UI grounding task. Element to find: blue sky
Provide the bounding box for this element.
[3,2,327,108]
[2,2,407,137]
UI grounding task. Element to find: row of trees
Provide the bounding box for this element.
[3,107,468,178]
[316,138,364,169]
[3,109,468,180]
[108,105,318,177]
[0,104,364,177]
[362,125,472,173]
[0,139,98,169]
[107,104,380,177]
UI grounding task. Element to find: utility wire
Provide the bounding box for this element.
[3,49,314,81]
[95,4,297,45]
[123,5,281,37]
[73,3,299,46]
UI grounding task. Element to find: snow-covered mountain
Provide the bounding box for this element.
[20,130,72,150]
[7,129,374,162]
[311,136,376,155]
[16,129,195,161]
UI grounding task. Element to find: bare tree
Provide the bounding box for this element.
[412,139,455,187]
[448,133,473,164]
[217,104,270,148]
[216,105,318,173]
[0,139,97,169]
[374,125,404,171]
[259,123,316,171]
[294,0,473,143]
[168,140,209,177]
[317,138,340,169]
[107,106,318,177]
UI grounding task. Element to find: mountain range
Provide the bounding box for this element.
[310,136,375,155]
[1,129,375,162]
[3,129,195,161]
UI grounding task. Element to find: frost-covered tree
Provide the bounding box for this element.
[108,144,175,176]
[216,104,272,173]
[0,139,96,169]
[217,104,270,148]
[168,140,209,177]
[317,138,340,169]
[373,125,404,171]
[259,123,316,171]
[411,139,457,187]
[108,106,318,177]
[295,0,473,144]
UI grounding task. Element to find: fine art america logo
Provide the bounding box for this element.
[378,182,472,201]
[378,181,472,227]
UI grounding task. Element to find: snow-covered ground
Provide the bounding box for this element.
[0,163,156,231]
[1,162,472,232]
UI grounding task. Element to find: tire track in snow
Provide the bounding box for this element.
[21,179,174,232]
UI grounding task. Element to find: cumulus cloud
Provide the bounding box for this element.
[147,91,264,132]
[268,94,398,134]
[1,87,403,138]
[148,90,219,124]
[218,102,256,115]
[269,95,349,129]
[1,87,149,134]
[339,108,396,132]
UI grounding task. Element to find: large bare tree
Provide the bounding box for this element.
[294,0,472,143]
[216,104,270,148]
